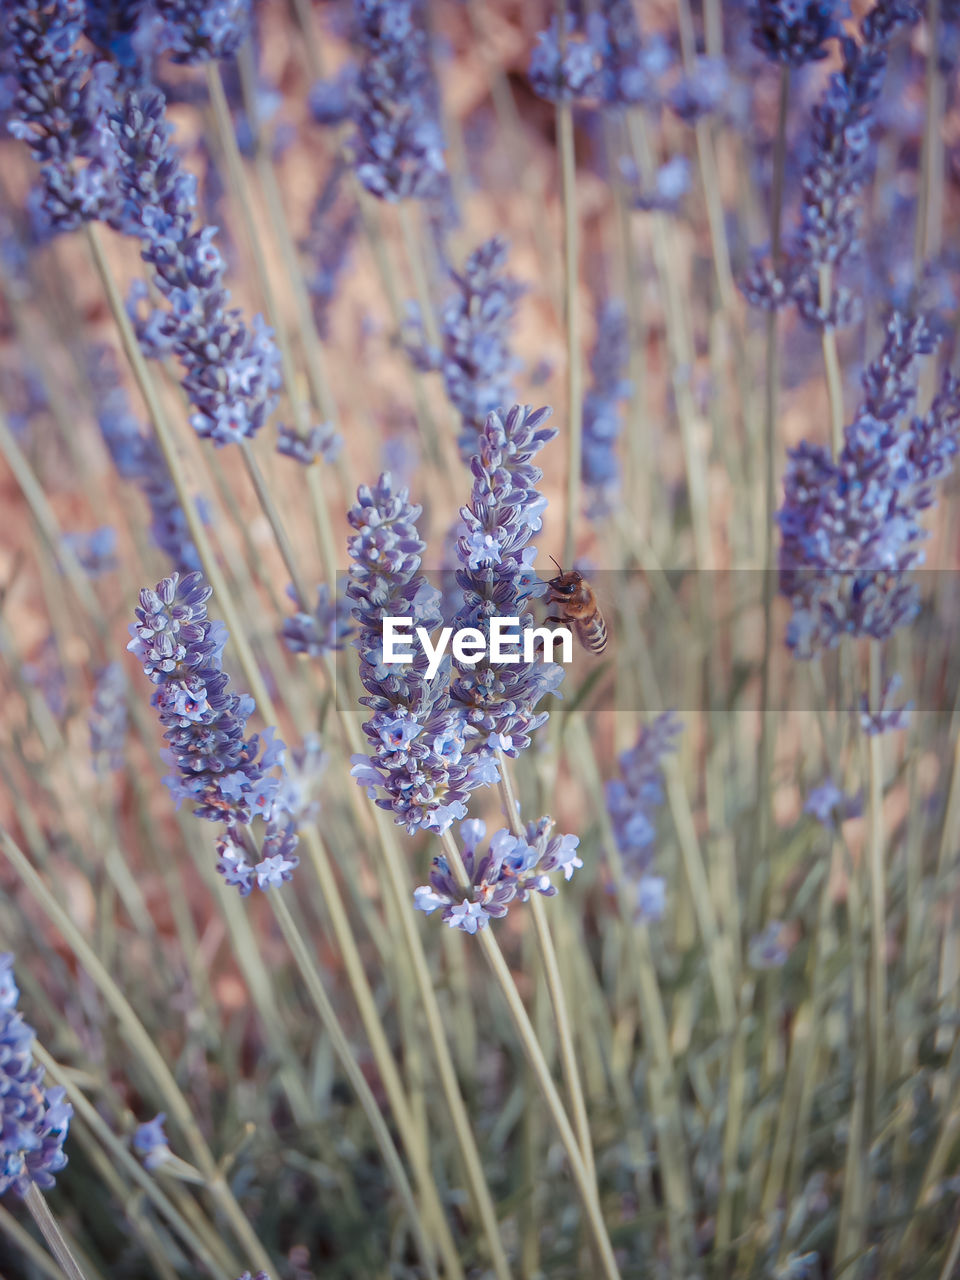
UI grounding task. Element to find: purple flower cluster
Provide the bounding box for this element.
[109,88,282,445]
[132,1112,172,1170]
[90,660,128,775]
[83,0,153,75]
[750,0,841,67]
[276,420,342,467]
[744,0,920,326]
[282,584,353,659]
[582,301,632,516]
[450,405,564,758]
[349,0,449,204]
[3,0,119,233]
[529,14,604,102]
[62,525,118,577]
[529,4,671,106]
[0,953,73,1196]
[606,711,682,921]
[129,572,297,892]
[804,778,863,827]
[152,0,251,64]
[406,236,523,456]
[346,475,491,834]
[302,169,358,340]
[778,311,960,657]
[414,816,583,934]
[91,346,201,570]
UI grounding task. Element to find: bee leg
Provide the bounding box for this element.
[543,615,564,627]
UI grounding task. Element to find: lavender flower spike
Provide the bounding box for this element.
[350,0,449,205]
[582,301,632,516]
[606,711,682,920]
[778,311,959,658]
[3,0,119,234]
[129,571,297,893]
[153,0,251,63]
[109,88,282,445]
[450,405,564,763]
[347,475,488,834]
[0,953,73,1196]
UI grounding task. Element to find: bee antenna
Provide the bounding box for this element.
[549,555,564,574]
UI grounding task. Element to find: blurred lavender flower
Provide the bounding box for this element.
[411,236,523,456]
[62,525,118,577]
[132,1112,172,1170]
[668,57,730,122]
[589,0,670,106]
[276,420,342,466]
[3,0,119,233]
[282,583,353,659]
[0,953,73,1196]
[90,661,128,775]
[109,88,282,445]
[779,311,960,657]
[746,0,920,325]
[607,711,681,920]
[860,672,913,734]
[750,0,842,66]
[529,15,603,101]
[450,405,564,761]
[236,1273,271,1280]
[804,778,862,827]
[83,0,154,76]
[347,474,486,834]
[349,0,449,204]
[302,167,358,339]
[129,572,297,892]
[91,346,201,570]
[153,0,251,63]
[748,920,792,969]
[309,67,357,127]
[22,637,66,719]
[627,153,691,213]
[582,301,632,515]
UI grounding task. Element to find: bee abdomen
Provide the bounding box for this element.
[577,614,607,654]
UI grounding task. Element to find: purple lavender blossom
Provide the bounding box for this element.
[750,0,842,66]
[91,346,201,570]
[90,661,128,775]
[804,779,863,827]
[0,953,73,1196]
[128,573,296,893]
[3,0,119,233]
[302,168,358,339]
[668,57,731,123]
[282,584,353,659]
[153,0,251,64]
[62,526,118,577]
[606,711,681,921]
[450,405,564,761]
[748,920,792,969]
[406,236,523,456]
[276,421,342,466]
[349,0,449,204]
[860,672,913,734]
[414,815,582,933]
[235,1273,271,1280]
[745,0,921,326]
[83,1,153,75]
[309,67,357,128]
[778,312,959,657]
[589,0,672,106]
[108,88,282,445]
[529,15,604,102]
[132,1112,172,1170]
[347,475,487,834]
[582,301,632,516]
[22,637,66,719]
[627,154,691,213]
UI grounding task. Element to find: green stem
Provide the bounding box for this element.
[558,98,583,569]
[268,894,439,1280]
[440,830,621,1280]
[495,751,597,1186]
[23,1185,91,1280]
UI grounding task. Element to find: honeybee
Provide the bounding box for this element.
[545,557,607,654]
